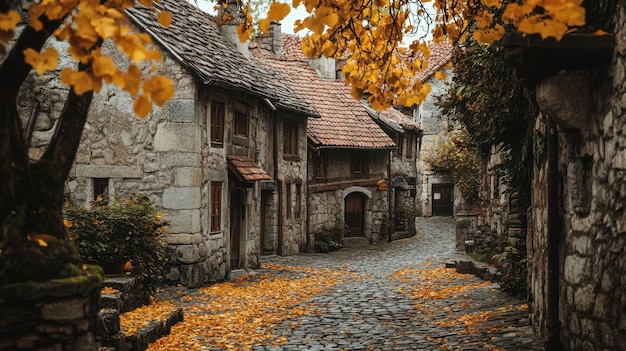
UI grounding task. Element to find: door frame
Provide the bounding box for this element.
[431,183,454,216]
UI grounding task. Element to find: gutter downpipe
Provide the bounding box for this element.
[388,149,393,242]
[546,117,564,351]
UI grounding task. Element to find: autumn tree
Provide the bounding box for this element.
[0,0,173,284]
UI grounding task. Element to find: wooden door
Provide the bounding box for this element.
[230,189,243,268]
[432,184,454,216]
[345,193,366,237]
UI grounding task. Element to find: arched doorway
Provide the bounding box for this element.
[345,192,367,237]
[229,188,245,268]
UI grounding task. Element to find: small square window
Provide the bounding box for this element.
[210,102,225,145]
[283,121,299,157]
[93,178,109,201]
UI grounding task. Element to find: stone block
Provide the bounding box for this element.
[161,152,201,168]
[166,209,201,234]
[564,255,588,285]
[75,164,142,178]
[174,167,202,187]
[154,123,200,152]
[169,99,195,123]
[177,245,200,264]
[162,187,201,209]
[41,298,86,321]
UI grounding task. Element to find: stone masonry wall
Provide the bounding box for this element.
[529,7,626,349]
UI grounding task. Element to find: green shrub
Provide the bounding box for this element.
[65,195,167,298]
[314,224,343,253]
[492,237,528,297]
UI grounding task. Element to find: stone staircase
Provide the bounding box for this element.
[97,276,183,351]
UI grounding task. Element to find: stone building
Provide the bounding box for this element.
[502,6,626,350]
[413,42,458,217]
[255,34,424,245]
[58,0,318,287]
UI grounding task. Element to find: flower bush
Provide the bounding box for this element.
[65,195,167,298]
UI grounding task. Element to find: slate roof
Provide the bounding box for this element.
[126,0,318,118]
[260,59,395,149]
[362,102,421,134]
[226,155,271,182]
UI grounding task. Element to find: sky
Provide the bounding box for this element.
[189,0,434,41]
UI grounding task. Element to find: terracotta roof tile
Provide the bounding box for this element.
[281,34,309,61]
[415,41,454,81]
[126,0,318,118]
[259,59,395,149]
[226,155,271,182]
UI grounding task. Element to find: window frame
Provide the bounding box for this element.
[295,183,301,219]
[283,120,299,159]
[351,153,368,178]
[210,182,222,234]
[93,178,109,201]
[234,110,249,137]
[210,102,225,146]
[313,153,327,180]
[285,183,292,218]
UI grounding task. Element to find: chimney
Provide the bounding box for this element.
[307,55,336,80]
[257,21,283,57]
[218,0,249,58]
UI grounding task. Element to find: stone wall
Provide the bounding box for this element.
[529,7,626,349]
[308,149,390,244]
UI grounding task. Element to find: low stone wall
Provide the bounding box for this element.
[455,214,478,252]
[0,274,102,350]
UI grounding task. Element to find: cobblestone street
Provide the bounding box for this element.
[156,217,543,351]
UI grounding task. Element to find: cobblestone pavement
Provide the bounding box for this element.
[158,217,543,351]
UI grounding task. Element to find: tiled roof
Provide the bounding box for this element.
[260,59,395,149]
[415,41,454,81]
[226,155,271,182]
[281,34,309,61]
[126,0,318,118]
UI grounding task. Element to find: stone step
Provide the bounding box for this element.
[103,276,149,313]
[342,236,371,247]
[100,307,183,351]
[97,308,121,339]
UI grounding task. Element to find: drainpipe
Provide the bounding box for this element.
[273,109,283,256]
[546,117,563,350]
[388,149,393,242]
[305,147,311,251]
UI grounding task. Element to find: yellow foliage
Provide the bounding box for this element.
[23,48,59,75]
[1,0,172,117]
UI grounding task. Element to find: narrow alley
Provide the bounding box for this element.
[151,217,542,351]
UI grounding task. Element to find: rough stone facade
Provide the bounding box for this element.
[527,7,626,349]
[308,149,390,244]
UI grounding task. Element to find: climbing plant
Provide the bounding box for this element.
[424,130,480,205]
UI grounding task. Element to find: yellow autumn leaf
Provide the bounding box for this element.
[63,219,73,228]
[0,10,20,31]
[259,18,271,34]
[133,94,152,117]
[91,16,118,39]
[157,11,172,27]
[36,238,48,247]
[435,71,446,80]
[23,47,59,75]
[60,68,102,95]
[142,75,174,106]
[267,1,291,21]
[93,55,119,80]
[124,65,141,95]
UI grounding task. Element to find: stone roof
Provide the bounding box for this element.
[260,59,395,149]
[126,0,318,118]
[362,102,421,134]
[226,155,271,182]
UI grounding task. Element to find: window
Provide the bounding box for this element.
[351,153,367,178]
[396,134,403,156]
[93,178,109,201]
[211,182,222,233]
[234,111,248,137]
[314,153,327,179]
[283,121,299,157]
[210,102,225,145]
[295,183,301,219]
[285,183,292,218]
[405,133,415,158]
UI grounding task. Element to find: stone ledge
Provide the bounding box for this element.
[101,307,183,351]
[452,260,501,282]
